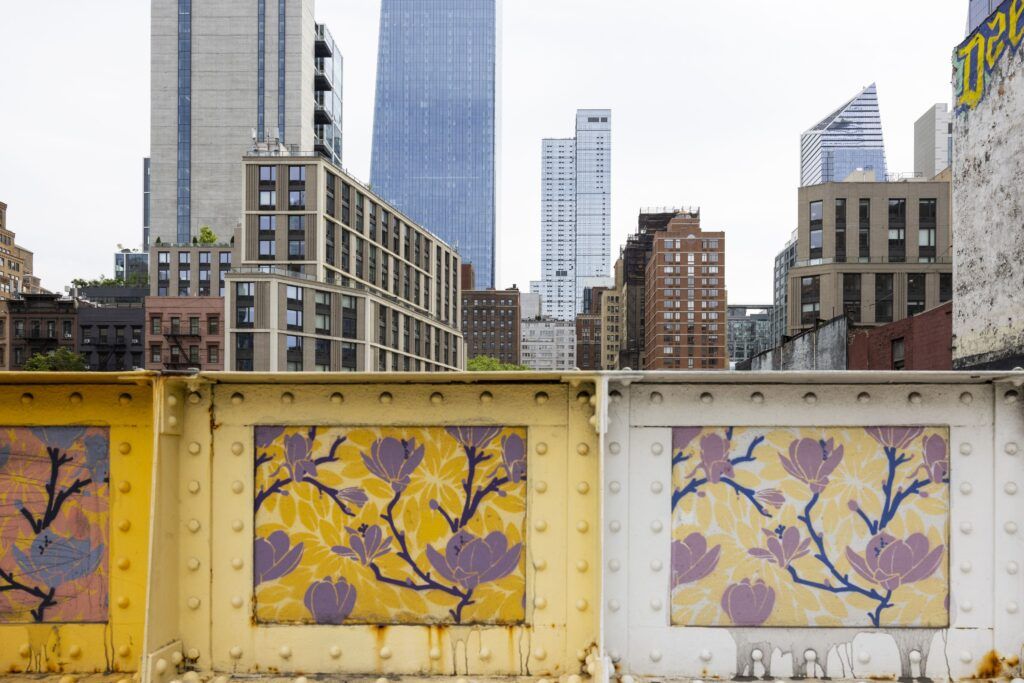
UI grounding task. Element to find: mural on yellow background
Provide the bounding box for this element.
[0,427,110,623]
[670,427,949,628]
[254,425,527,625]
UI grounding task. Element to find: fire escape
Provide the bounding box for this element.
[164,320,201,370]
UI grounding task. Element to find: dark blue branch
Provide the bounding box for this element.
[720,476,772,517]
[853,505,878,535]
[730,435,765,467]
[671,476,707,511]
[880,479,929,530]
[671,452,692,468]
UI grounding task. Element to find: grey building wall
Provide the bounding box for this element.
[151,0,322,245]
[743,316,848,371]
[914,104,952,179]
[953,7,1024,369]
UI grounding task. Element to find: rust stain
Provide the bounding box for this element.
[375,624,389,672]
[866,675,897,680]
[974,649,1004,678]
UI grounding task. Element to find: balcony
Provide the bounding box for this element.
[314,64,333,91]
[163,325,202,338]
[314,24,334,58]
[314,99,334,125]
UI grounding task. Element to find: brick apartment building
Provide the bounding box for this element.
[642,215,727,369]
[461,278,522,366]
[5,293,79,369]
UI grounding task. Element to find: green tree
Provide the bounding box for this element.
[466,355,530,371]
[197,226,218,245]
[22,348,88,371]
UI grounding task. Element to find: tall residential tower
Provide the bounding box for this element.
[531,109,612,319]
[800,84,887,186]
[151,0,342,245]
[371,0,498,288]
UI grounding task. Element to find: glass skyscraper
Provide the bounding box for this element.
[800,83,887,186]
[371,0,498,289]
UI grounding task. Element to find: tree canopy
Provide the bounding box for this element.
[22,348,88,371]
[466,355,530,371]
[197,226,219,245]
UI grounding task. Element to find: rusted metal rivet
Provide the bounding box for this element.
[116,557,130,570]
[229,647,242,659]
[116,596,130,609]
[534,392,549,405]
[118,392,133,406]
[187,557,200,571]
[68,645,82,658]
[188,391,201,404]
[379,646,392,659]
[187,519,201,533]
[188,442,201,455]
[231,557,243,570]
[188,480,200,494]
[69,392,83,405]
[609,441,621,454]
[535,442,548,455]
[379,392,393,404]
[20,393,33,405]
[118,519,131,532]
[232,480,244,494]
[535,480,548,493]
[117,480,131,493]
[231,442,244,455]
[231,392,244,405]
[330,392,344,404]
[649,391,663,404]
[430,392,444,405]
[330,646,342,659]
[281,392,294,404]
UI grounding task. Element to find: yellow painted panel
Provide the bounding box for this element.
[670,426,949,628]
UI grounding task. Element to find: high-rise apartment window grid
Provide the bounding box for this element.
[277,0,286,141]
[800,276,820,326]
[843,273,862,322]
[257,0,265,140]
[176,0,192,243]
[907,273,926,317]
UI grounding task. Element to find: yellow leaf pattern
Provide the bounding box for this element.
[670,427,949,628]
[253,425,527,625]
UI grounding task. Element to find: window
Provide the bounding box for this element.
[259,239,276,258]
[158,251,170,264]
[800,276,820,326]
[859,199,871,260]
[189,316,200,335]
[286,286,303,302]
[875,273,894,323]
[835,198,847,262]
[151,316,161,335]
[892,338,906,370]
[888,199,907,262]
[170,317,181,334]
[288,166,306,183]
[208,316,219,334]
[287,309,303,329]
[259,190,276,209]
[288,190,305,209]
[189,346,200,364]
[259,166,276,183]
[288,239,305,258]
[809,201,823,260]
[208,345,219,364]
[940,272,953,303]
[918,199,938,262]
[288,215,303,232]
[316,313,330,333]
[236,305,255,327]
[843,273,861,322]
[259,215,276,232]
[150,345,162,363]
[286,335,303,352]
[315,291,330,306]
[907,273,926,316]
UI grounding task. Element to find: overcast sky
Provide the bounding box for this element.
[0,0,967,302]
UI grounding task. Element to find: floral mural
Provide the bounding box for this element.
[670,427,948,628]
[254,426,527,624]
[0,427,109,623]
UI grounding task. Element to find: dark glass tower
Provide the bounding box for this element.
[371,0,498,288]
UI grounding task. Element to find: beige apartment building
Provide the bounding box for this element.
[788,173,952,336]
[224,149,464,372]
[643,216,728,370]
[0,201,44,300]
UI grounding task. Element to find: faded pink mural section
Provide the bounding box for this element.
[0,427,109,623]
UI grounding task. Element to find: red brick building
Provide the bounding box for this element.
[145,296,225,371]
[848,301,952,370]
[643,216,727,369]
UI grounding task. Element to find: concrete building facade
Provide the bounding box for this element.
[914,104,953,179]
[788,177,952,337]
[532,110,612,319]
[952,0,1024,368]
[521,318,576,371]
[151,0,342,246]
[643,217,727,370]
[223,151,464,372]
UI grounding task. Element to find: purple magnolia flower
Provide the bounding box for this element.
[254,530,304,585]
[12,531,103,588]
[304,576,357,624]
[334,486,369,507]
[910,434,948,484]
[671,532,721,586]
[754,488,786,509]
[866,427,925,451]
[686,433,734,483]
[283,432,318,482]
[361,437,425,492]
[721,579,775,626]
[446,426,502,452]
[845,532,944,591]
[779,438,844,493]
[673,427,703,454]
[500,433,527,483]
[332,524,392,565]
[748,525,812,568]
[426,530,521,590]
[255,425,287,450]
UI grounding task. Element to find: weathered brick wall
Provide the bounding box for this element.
[848,302,952,370]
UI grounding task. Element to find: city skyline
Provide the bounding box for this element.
[0,0,967,304]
